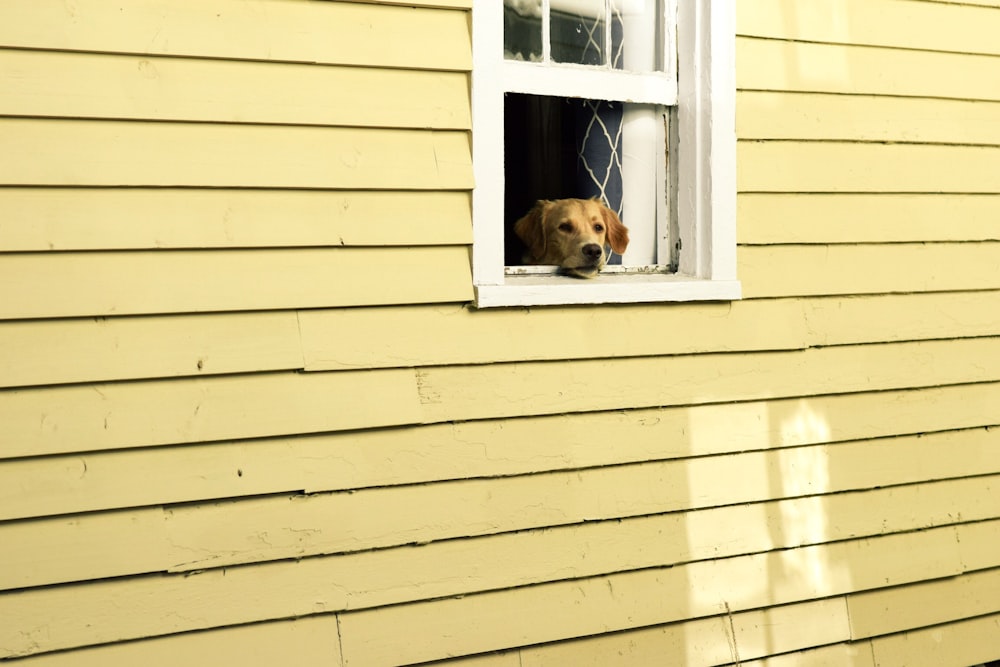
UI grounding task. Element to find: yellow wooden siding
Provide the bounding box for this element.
[3,386,999,521]
[438,654,520,667]
[299,292,1000,370]
[0,49,470,129]
[300,299,810,371]
[0,189,472,251]
[4,467,996,590]
[738,37,1000,100]
[848,563,1000,641]
[0,369,425,459]
[333,525,976,665]
[870,613,1000,667]
[924,0,1000,6]
[3,0,1000,664]
[6,617,342,667]
[0,312,303,388]
[4,524,993,659]
[5,338,1000,459]
[414,338,1000,423]
[739,92,1000,144]
[0,0,471,70]
[739,0,1000,55]
[359,0,472,7]
[81,286,985,383]
[739,142,1000,193]
[802,291,1000,345]
[0,247,472,320]
[739,244,1000,297]
[739,194,1000,244]
[3,387,998,522]
[0,120,472,189]
[442,598,850,667]
[739,643,876,667]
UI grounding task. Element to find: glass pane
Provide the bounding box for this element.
[504,1,665,71]
[615,0,664,72]
[504,0,543,62]
[551,0,608,66]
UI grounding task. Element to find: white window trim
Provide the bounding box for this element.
[471,0,740,307]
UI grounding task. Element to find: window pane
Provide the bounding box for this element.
[504,1,665,72]
[504,1,543,62]
[551,0,610,66]
[617,0,664,72]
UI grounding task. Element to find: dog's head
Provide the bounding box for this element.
[513,198,629,278]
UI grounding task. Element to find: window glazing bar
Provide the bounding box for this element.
[542,0,551,62]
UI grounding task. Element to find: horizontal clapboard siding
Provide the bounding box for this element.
[3,386,999,520]
[932,0,1000,6]
[3,617,342,667]
[728,1,1000,664]
[0,49,471,128]
[739,92,1000,144]
[0,369,426,459]
[505,598,853,667]
[3,0,1000,664]
[738,194,1000,244]
[5,338,1000,459]
[738,37,1000,100]
[0,312,304,388]
[3,287,1000,387]
[300,290,1000,370]
[739,143,1000,193]
[850,561,1000,641]
[414,337,1000,423]
[0,4,475,663]
[4,464,997,589]
[334,524,990,666]
[0,120,472,189]
[0,248,472,319]
[870,612,1000,667]
[300,299,810,370]
[0,189,472,251]
[739,0,1000,54]
[739,643,877,667]
[739,243,1000,297]
[802,291,1000,344]
[0,0,471,70]
[4,522,997,658]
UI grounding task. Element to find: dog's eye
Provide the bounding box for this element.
[594,224,605,232]
[558,222,573,232]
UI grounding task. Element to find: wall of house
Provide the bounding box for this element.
[2,0,999,665]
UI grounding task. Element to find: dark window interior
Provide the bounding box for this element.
[503,93,624,266]
[503,93,579,265]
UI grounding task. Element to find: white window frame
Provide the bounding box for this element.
[471,0,740,307]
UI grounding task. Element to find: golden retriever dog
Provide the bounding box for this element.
[514,198,629,278]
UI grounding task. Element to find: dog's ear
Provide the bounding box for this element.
[514,200,550,262]
[599,203,629,255]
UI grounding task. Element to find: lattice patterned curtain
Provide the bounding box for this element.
[572,98,623,264]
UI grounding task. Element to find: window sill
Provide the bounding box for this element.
[474,273,742,308]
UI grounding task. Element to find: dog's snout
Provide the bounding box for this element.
[582,243,603,261]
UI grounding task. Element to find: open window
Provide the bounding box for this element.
[472,0,741,307]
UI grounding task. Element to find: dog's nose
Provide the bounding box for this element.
[582,244,603,261]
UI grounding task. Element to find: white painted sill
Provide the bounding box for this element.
[474,273,742,308]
